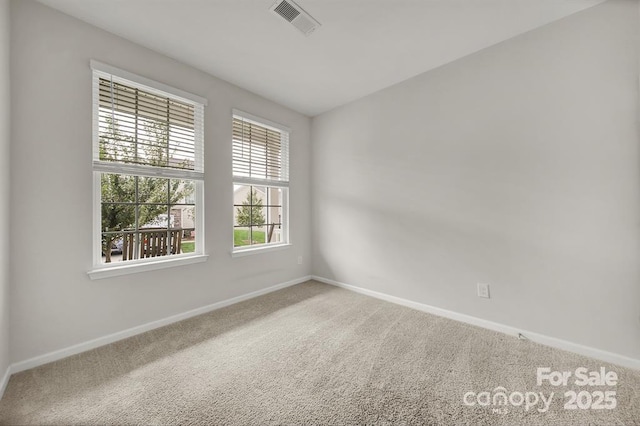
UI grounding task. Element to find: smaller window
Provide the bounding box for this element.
[232,110,290,252]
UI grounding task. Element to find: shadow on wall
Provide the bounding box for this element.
[311,189,635,325]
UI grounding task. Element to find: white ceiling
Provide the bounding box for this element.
[37,0,606,116]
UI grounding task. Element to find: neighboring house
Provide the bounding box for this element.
[171,190,196,237]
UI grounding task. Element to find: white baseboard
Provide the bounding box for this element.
[8,275,312,376]
[311,275,640,371]
[0,364,10,400]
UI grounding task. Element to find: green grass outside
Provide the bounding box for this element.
[234,229,266,246]
[179,230,266,252]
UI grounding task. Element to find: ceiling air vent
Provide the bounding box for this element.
[270,0,321,36]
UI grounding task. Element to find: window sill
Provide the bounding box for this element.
[231,243,291,258]
[88,254,209,280]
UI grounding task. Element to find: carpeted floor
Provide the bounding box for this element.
[1,280,639,425]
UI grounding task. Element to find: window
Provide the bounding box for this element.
[232,110,289,252]
[91,61,207,274]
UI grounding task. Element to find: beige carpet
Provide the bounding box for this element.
[1,280,639,425]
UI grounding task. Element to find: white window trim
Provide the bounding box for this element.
[89,254,209,280]
[231,243,292,258]
[90,60,208,106]
[89,61,207,277]
[232,110,290,254]
[232,109,290,134]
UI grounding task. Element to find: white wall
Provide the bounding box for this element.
[0,0,10,378]
[312,0,640,360]
[10,0,311,363]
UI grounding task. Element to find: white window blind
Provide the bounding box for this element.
[92,64,205,180]
[232,111,289,187]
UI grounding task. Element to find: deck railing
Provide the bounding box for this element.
[102,228,195,262]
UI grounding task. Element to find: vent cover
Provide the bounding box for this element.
[270,0,321,36]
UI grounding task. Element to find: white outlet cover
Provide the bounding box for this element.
[477,283,490,299]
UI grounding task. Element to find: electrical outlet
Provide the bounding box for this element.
[477,283,490,299]
[297,256,303,265]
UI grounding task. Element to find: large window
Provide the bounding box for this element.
[91,61,206,272]
[232,110,289,252]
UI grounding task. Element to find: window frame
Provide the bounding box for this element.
[232,109,290,255]
[89,61,208,279]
